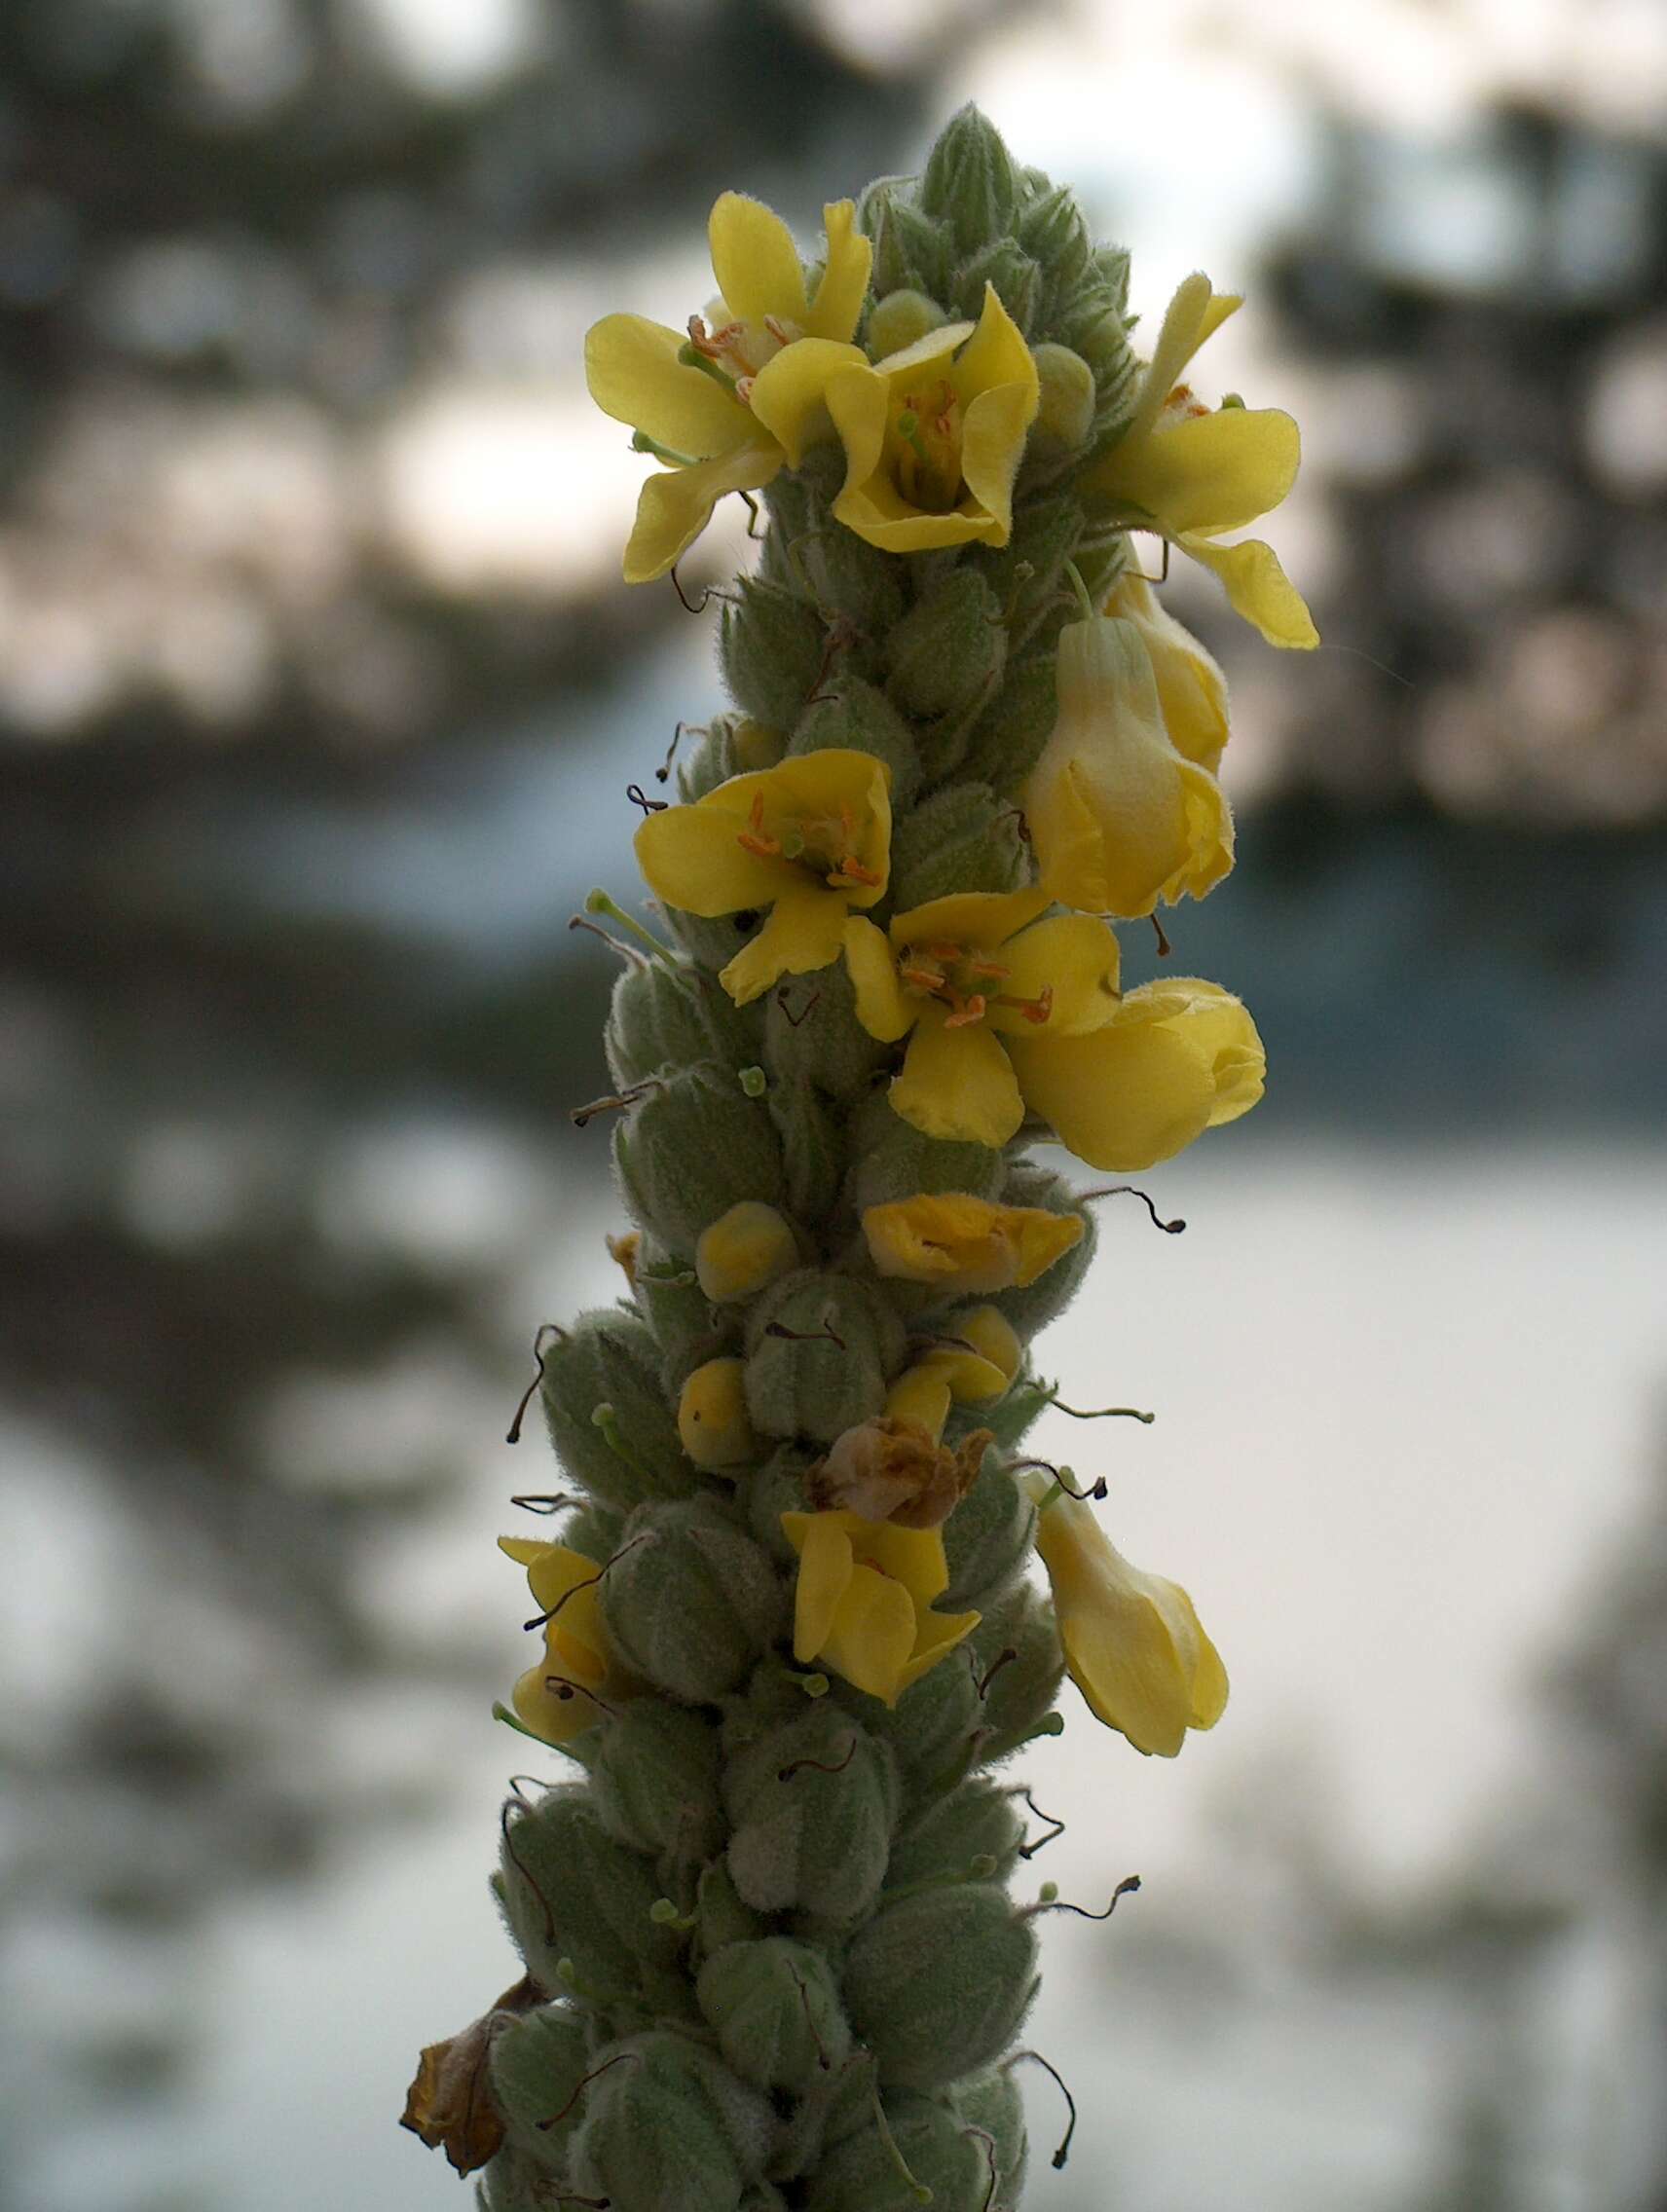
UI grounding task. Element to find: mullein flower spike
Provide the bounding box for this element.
[410,107,1315,2209]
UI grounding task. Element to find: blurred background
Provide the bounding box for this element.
[2,2,1664,2207]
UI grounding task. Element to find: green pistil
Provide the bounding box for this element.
[677,340,738,393]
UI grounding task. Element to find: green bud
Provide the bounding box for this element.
[741,1443,816,1567]
[885,1776,1024,1895]
[978,492,1088,652]
[788,677,922,810]
[920,104,1019,255]
[587,1697,724,1863]
[950,2067,1027,2207]
[956,641,1059,793]
[743,1271,907,1445]
[951,240,1040,336]
[966,1582,1065,1764]
[678,711,787,802]
[763,953,885,1105]
[570,2031,771,2211]
[1031,341,1096,454]
[1019,182,1092,295]
[722,576,830,731]
[497,1786,685,2010]
[475,2141,557,2212]
[489,2002,592,2170]
[606,956,759,1089]
[883,570,1006,734]
[983,1161,1095,1337]
[843,1091,1007,1214]
[888,782,1029,909]
[723,1706,900,1923]
[1062,291,1134,396]
[841,1884,1038,2089]
[696,1855,766,1962]
[634,1236,731,1388]
[836,1638,980,1792]
[804,2089,993,2212]
[868,191,951,302]
[614,1061,787,1251]
[1090,240,1132,314]
[769,1074,846,1225]
[603,1497,785,1702]
[537,1309,695,1511]
[866,287,948,357]
[941,1455,1036,1611]
[697,1937,852,2093]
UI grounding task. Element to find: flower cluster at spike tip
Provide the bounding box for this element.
[405,109,1318,2210]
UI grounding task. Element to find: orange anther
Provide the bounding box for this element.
[943,991,987,1029]
[966,957,1011,981]
[736,791,781,859]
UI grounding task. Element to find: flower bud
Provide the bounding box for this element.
[497,1786,685,2009]
[920,103,1019,254]
[1031,340,1096,453]
[884,569,1007,725]
[866,287,948,356]
[980,1161,1095,1336]
[955,641,1059,793]
[804,2091,992,2212]
[965,1581,1065,1763]
[603,1497,786,1703]
[941,1455,1036,1610]
[887,781,1029,908]
[864,1193,1083,1299]
[538,1309,696,1511]
[722,1706,899,1923]
[677,711,788,802]
[587,1697,724,1862]
[762,954,886,1104]
[696,1937,852,2093]
[696,1855,766,1962]
[634,1237,728,1387]
[677,1356,758,1471]
[606,956,759,1090]
[721,575,830,732]
[866,186,951,300]
[743,1271,907,1445]
[951,240,1040,336]
[883,1774,1024,1894]
[950,2067,1028,2208]
[840,1884,1038,2089]
[741,1442,817,1567]
[488,2003,592,2171]
[614,1062,788,1252]
[1018,181,1092,293]
[772,1072,846,1224]
[841,1091,1008,1215]
[696,1200,799,1304]
[570,2032,771,2211]
[788,677,922,810]
[836,1638,980,1790]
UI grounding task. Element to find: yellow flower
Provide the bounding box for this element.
[863,1193,1082,1296]
[498,1536,636,1747]
[781,1508,980,1705]
[823,283,1040,552]
[884,1305,1020,1439]
[842,887,1121,1148]
[635,749,892,1006]
[1022,613,1233,920]
[1028,1481,1227,1757]
[695,1200,798,1303]
[676,1357,758,1472]
[1087,273,1317,649]
[1005,977,1264,1172]
[585,194,871,582]
[1105,571,1229,777]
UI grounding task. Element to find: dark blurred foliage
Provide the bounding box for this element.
[4,8,1666,2204]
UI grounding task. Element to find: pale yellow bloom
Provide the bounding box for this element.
[1006,977,1264,1172]
[823,284,1040,552]
[781,1508,980,1704]
[1028,1481,1228,1757]
[498,1537,636,1747]
[676,1357,758,1471]
[1023,613,1233,920]
[585,195,871,582]
[884,1305,1020,1438]
[843,886,1121,1148]
[1104,572,1230,777]
[635,749,891,1006]
[695,1200,798,1303]
[1088,273,1317,648]
[863,1193,1082,1296]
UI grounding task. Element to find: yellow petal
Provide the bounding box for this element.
[623,444,782,585]
[897,1605,981,1691]
[1178,533,1319,650]
[634,800,796,917]
[842,916,913,1043]
[804,200,872,344]
[1106,572,1230,775]
[889,886,1050,956]
[819,1563,919,1705]
[924,1304,1021,1398]
[724,745,893,831]
[749,337,870,466]
[956,379,1039,548]
[862,1518,952,1606]
[825,361,891,508]
[784,1511,854,1662]
[1124,274,1241,445]
[721,882,851,1006]
[832,475,1007,554]
[1103,407,1300,539]
[511,1659,603,1748]
[949,284,1040,412]
[520,1543,604,1623]
[884,1367,952,1439]
[707,192,808,326]
[584,313,751,459]
[890,1013,1024,1148]
[1007,1020,1216,1172]
[984,913,1122,1038]
[694,1203,798,1304]
[868,319,974,382]
[863,1194,1083,1294]
[1130,977,1265,1125]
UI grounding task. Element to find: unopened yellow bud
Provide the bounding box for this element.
[677,1357,758,1470]
[695,1200,798,1303]
[884,1367,952,1439]
[1031,341,1095,452]
[867,288,948,358]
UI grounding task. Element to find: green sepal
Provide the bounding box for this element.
[762,953,886,1105]
[982,1160,1095,1336]
[697,1937,853,2093]
[613,1061,788,1251]
[884,1776,1024,1895]
[865,186,952,302]
[741,1444,816,1567]
[537,1309,696,1511]
[1019,181,1092,296]
[965,1582,1065,1765]
[497,1786,687,2011]
[606,956,759,1090]
[842,1092,1007,1214]
[770,1072,846,1224]
[677,711,787,802]
[834,1640,980,1794]
[489,2002,593,2171]
[570,2031,773,2211]
[742,1270,907,1446]
[587,1697,725,1865]
[803,2089,994,2212]
[883,569,1006,734]
[950,2067,1028,2209]
[950,239,1040,336]
[721,575,830,731]
[920,104,1019,255]
[633,1235,732,1388]
[888,781,1030,908]
[788,677,922,810]
[474,2140,561,2212]
[696,1855,767,1962]
[954,641,1059,794]
[722,1704,900,1923]
[840,1884,1038,2090]
[941,1454,1036,1611]
[603,1496,786,1703]
[977,492,1088,654]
